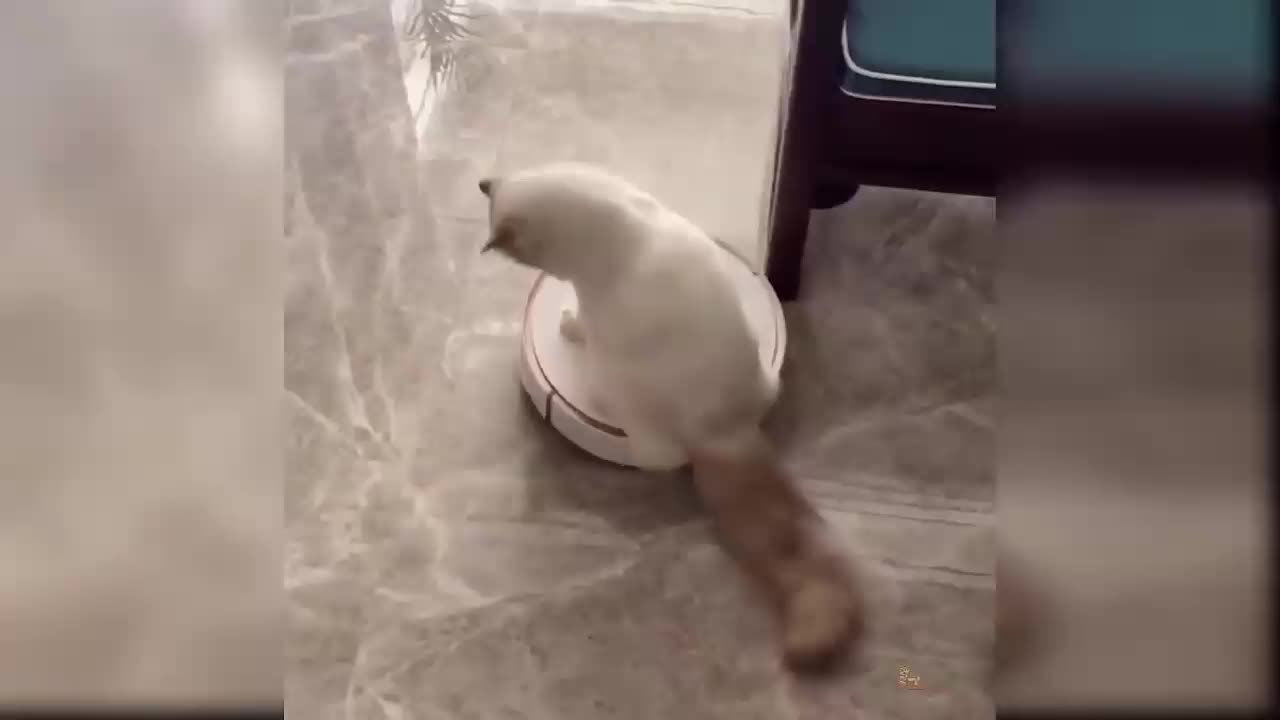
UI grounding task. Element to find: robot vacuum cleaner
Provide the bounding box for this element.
[518,240,787,470]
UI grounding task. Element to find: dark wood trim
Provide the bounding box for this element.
[766,0,996,300]
[766,0,1269,299]
[1007,102,1273,182]
[764,0,848,302]
[822,97,998,197]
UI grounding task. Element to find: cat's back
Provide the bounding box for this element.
[561,167,756,359]
[615,217,743,326]
[607,228,774,422]
[591,216,759,367]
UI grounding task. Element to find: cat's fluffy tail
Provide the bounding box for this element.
[688,431,862,673]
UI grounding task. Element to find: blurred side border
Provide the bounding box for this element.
[996,0,1279,717]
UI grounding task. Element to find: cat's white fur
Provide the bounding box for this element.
[481,162,860,671]
[486,163,776,467]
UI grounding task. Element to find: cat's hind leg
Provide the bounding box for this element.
[603,391,687,470]
[624,423,688,471]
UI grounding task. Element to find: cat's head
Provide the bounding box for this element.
[478,162,645,280]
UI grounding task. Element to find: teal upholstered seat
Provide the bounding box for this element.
[1006,0,1270,105]
[841,0,995,107]
[842,0,1271,109]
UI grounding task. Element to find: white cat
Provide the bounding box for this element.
[479,162,861,671]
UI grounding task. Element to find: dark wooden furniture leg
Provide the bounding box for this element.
[813,180,859,210]
[764,137,813,302]
[766,0,851,302]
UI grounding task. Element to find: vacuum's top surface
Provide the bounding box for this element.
[518,243,787,468]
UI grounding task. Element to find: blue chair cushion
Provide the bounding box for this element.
[1007,0,1270,106]
[842,0,1270,109]
[842,0,996,107]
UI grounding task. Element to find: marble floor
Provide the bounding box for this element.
[285,0,997,717]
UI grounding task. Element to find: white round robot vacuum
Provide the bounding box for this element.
[518,240,787,470]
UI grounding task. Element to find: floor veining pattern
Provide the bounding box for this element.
[285,0,996,717]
